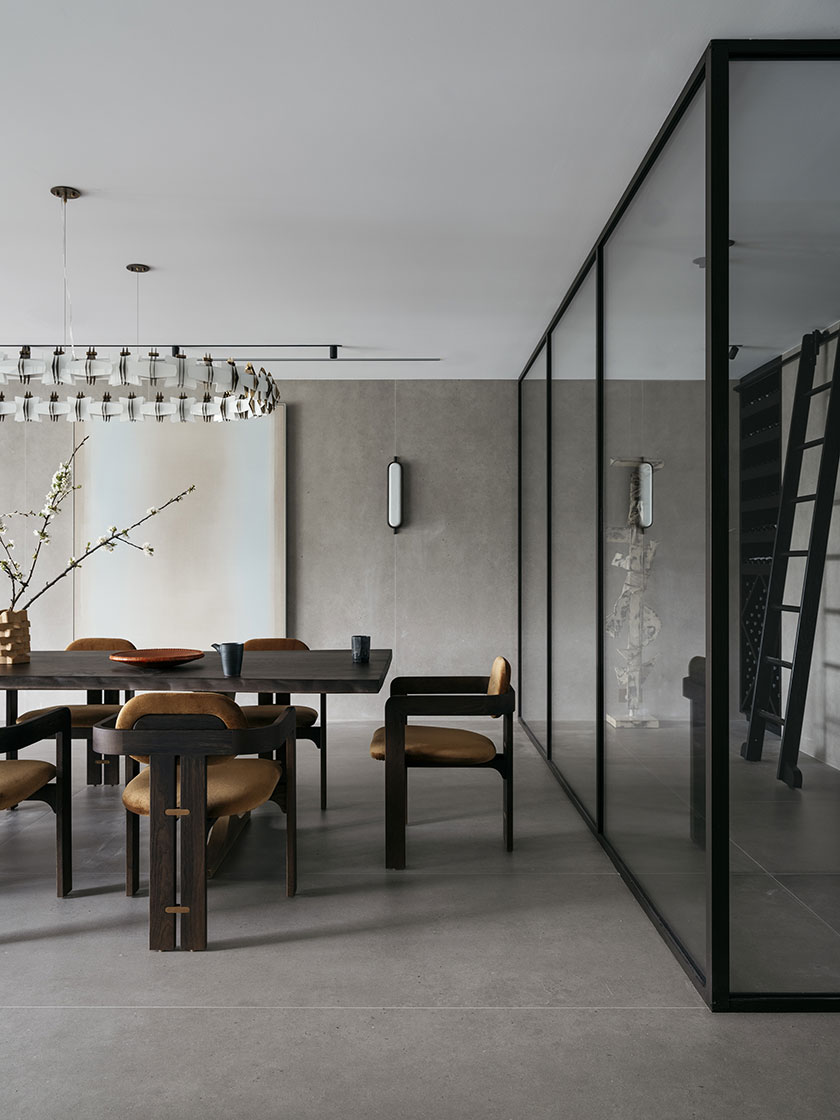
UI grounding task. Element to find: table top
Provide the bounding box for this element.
[0,648,393,694]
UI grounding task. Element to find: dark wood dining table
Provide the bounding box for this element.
[1,648,393,949]
[0,648,393,715]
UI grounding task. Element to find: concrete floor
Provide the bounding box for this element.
[2,720,840,1119]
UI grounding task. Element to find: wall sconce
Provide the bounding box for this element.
[637,461,653,528]
[388,457,403,533]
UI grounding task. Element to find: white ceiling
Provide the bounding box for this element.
[2,0,839,380]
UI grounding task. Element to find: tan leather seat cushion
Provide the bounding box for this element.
[370,725,496,764]
[18,704,120,729]
[0,759,56,810]
[240,704,318,728]
[122,757,283,818]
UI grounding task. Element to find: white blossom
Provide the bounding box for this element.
[142,542,154,556]
[147,507,158,515]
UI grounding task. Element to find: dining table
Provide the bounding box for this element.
[1,647,393,949]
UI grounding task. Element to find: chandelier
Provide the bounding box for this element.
[0,187,281,423]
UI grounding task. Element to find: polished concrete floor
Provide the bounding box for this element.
[549,718,840,991]
[2,720,840,1119]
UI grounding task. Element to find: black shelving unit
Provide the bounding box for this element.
[736,359,782,718]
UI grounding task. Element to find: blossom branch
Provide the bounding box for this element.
[19,484,195,612]
[13,436,89,607]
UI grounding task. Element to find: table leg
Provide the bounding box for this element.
[148,754,177,951]
[5,690,18,755]
[180,756,208,951]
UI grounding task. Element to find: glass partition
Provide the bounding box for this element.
[728,59,840,994]
[520,345,549,751]
[602,88,707,971]
[550,268,597,818]
[518,42,840,1010]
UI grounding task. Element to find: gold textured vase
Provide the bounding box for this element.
[0,608,30,664]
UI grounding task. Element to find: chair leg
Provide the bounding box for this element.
[126,810,140,896]
[56,728,72,897]
[503,772,513,852]
[285,729,297,897]
[503,712,513,852]
[125,758,140,896]
[319,693,327,810]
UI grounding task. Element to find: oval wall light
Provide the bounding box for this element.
[388,457,403,533]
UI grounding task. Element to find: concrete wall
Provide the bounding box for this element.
[284,379,518,718]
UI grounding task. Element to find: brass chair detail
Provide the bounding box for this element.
[1,707,72,896]
[236,638,329,809]
[371,656,515,869]
[93,692,296,951]
[17,637,136,786]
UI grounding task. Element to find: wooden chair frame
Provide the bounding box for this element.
[93,708,296,951]
[1,707,72,896]
[382,676,515,869]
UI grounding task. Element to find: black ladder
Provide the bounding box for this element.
[741,329,840,788]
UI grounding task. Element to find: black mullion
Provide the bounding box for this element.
[595,245,605,835]
[545,333,553,760]
[517,376,523,714]
[705,40,731,1012]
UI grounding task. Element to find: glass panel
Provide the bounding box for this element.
[602,89,707,970]
[520,346,548,750]
[729,59,840,994]
[551,268,597,816]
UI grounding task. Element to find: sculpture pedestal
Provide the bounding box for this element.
[606,712,660,728]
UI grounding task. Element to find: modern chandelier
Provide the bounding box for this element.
[0,186,282,423]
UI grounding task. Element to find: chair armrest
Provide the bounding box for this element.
[385,689,515,720]
[390,676,490,696]
[92,707,297,757]
[1,707,72,754]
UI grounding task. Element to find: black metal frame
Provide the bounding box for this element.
[517,38,840,1012]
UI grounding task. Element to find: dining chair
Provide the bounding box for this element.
[1,707,72,896]
[370,656,515,869]
[93,691,296,951]
[235,638,329,809]
[17,637,136,786]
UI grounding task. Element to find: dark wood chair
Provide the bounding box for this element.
[1,707,72,896]
[236,638,329,809]
[93,692,296,951]
[371,656,515,869]
[17,637,135,786]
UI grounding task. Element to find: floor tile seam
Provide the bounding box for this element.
[768,872,840,938]
[730,838,839,879]
[0,1003,707,1012]
[292,869,621,878]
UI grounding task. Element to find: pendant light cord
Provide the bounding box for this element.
[61,197,76,358]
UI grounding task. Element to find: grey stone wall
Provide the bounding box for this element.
[284,379,518,718]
